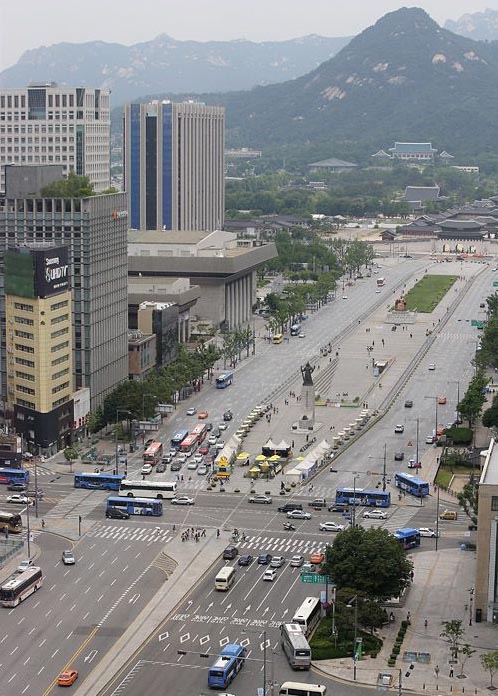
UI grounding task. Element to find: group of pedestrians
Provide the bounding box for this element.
[180,526,206,542]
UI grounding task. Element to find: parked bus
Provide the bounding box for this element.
[280,623,311,670]
[191,423,207,443]
[292,597,322,637]
[74,472,123,491]
[215,566,236,591]
[394,528,421,550]
[290,323,301,336]
[171,430,188,450]
[394,472,429,498]
[376,277,386,287]
[279,682,327,696]
[178,433,198,454]
[143,441,163,466]
[272,333,283,344]
[207,643,246,689]
[0,567,43,607]
[105,496,163,517]
[215,371,234,389]
[118,480,177,499]
[0,467,29,485]
[0,511,22,534]
[335,488,391,508]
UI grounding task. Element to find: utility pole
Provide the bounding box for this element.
[382,443,387,492]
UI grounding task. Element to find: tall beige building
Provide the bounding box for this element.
[0,83,111,192]
[475,438,498,623]
[123,101,225,231]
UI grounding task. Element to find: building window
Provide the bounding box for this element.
[52,381,69,394]
[14,330,34,339]
[51,327,69,339]
[50,300,68,311]
[14,302,34,312]
[14,316,34,326]
[15,343,35,354]
[52,395,70,408]
[16,357,35,368]
[16,371,35,382]
[492,496,498,512]
[52,368,70,380]
[17,398,35,409]
[51,341,69,353]
[50,313,69,325]
[51,354,69,366]
[16,384,35,395]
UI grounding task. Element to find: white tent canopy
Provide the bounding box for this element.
[263,439,277,450]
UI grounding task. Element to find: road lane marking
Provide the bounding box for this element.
[50,649,59,659]
[23,657,30,666]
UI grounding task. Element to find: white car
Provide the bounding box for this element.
[171,496,194,506]
[183,448,194,458]
[214,441,225,450]
[140,463,152,475]
[197,465,208,476]
[169,449,177,458]
[17,558,34,573]
[217,422,227,431]
[263,568,277,582]
[187,460,198,470]
[175,453,188,464]
[363,509,387,520]
[299,333,306,338]
[375,289,381,293]
[193,453,204,463]
[249,494,272,504]
[419,527,439,538]
[208,435,218,445]
[425,434,435,444]
[287,510,311,520]
[394,424,405,433]
[319,521,345,532]
[270,556,285,568]
[428,364,436,371]
[7,494,33,505]
[186,407,197,416]
[342,295,348,300]
[290,555,304,567]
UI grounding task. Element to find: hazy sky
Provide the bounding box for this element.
[1,0,498,72]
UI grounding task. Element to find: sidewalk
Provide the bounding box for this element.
[314,548,497,695]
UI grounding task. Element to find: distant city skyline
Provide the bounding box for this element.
[1,0,496,73]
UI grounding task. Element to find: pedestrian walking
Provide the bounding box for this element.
[449,667,454,678]
[406,611,411,625]
[216,529,220,538]
[434,665,440,680]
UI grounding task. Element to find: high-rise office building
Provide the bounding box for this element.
[0,167,128,412]
[123,100,225,232]
[0,83,111,193]
[4,245,73,452]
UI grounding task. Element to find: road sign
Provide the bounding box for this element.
[471,320,485,328]
[301,573,332,584]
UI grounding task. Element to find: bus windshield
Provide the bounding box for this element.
[106,496,163,516]
[118,480,177,499]
[0,511,22,534]
[0,468,29,485]
[143,442,163,465]
[171,430,188,449]
[215,372,233,389]
[74,472,123,491]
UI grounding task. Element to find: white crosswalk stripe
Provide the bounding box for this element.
[45,489,108,519]
[87,522,173,544]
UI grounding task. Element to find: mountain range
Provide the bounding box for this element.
[445,8,498,41]
[0,34,351,105]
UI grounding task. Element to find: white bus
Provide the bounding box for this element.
[0,566,43,607]
[279,682,326,696]
[118,480,177,500]
[280,623,311,670]
[215,566,236,591]
[292,597,322,637]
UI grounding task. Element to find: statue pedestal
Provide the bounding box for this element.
[299,383,315,430]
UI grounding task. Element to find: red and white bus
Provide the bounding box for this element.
[143,441,163,466]
[179,433,198,453]
[191,423,207,443]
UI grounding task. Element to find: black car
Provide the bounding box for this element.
[144,439,154,448]
[257,553,272,565]
[156,461,167,473]
[27,488,44,499]
[206,422,213,432]
[278,502,303,513]
[328,502,349,512]
[238,554,253,566]
[404,400,413,408]
[212,428,221,438]
[223,545,238,560]
[105,507,130,520]
[223,410,233,421]
[170,461,182,472]
[7,482,27,492]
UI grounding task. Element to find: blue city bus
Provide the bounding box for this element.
[394,472,430,498]
[394,528,421,550]
[215,371,234,389]
[105,496,163,517]
[207,643,246,689]
[171,429,188,449]
[0,467,29,485]
[74,472,123,491]
[335,488,391,508]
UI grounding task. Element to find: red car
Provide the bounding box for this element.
[198,445,209,455]
[57,670,78,687]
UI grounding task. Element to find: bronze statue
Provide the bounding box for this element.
[301,361,315,386]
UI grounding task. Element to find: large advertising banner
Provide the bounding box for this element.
[33,246,69,298]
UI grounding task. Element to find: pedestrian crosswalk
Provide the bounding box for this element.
[45,489,108,519]
[87,522,173,544]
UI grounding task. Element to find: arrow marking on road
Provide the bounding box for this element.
[84,649,98,664]
[243,605,251,614]
[224,603,232,614]
[128,593,140,605]
[282,609,288,617]
[206,602,213,612]
[200,635,210,645]
[158,632,169,642]
[220,636,230,647]
[262,607,269,615]
[180,633,190,644]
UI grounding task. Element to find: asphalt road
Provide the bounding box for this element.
[0,256,489,696]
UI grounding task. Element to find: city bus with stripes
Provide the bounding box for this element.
[0,567,43,607]
[280,623,311,670]
[178,433,198,454]
[394,472,429,498]
[105,496,163,516]
[394,527,421,550]
[118,479,177,499]
[335,488,391,508]
[292,597,322,637]
[143,441,163,466]
[74,472,123,491]
[0,467,29,486]
[171,429,188,450]
[207,643,246,689]
[0,511,23,534]
[376,277,386,287]
[191,423,207,443]
[215,371,234,389]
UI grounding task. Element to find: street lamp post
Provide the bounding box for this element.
[115,409,131,476]
[449,380,460,421]
[34,456,39,519]
[383,443,387,492]
[415,417,419,467]
[351,473,360,528]
[346,595,359,680]
[424,395,438,441]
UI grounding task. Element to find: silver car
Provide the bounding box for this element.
[249,494,272,504]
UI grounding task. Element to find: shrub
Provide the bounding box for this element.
[388,658,396,667]
[445,427,473,445]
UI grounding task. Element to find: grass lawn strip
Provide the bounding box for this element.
[403,275,457,313]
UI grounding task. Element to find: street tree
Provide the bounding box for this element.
[323,526,413,600]
[481,651,498,689]
[63,445,79,473]
[457,371,488,428]
[440,620,465,661]
[482,394,498,429]
[458,643,476,678]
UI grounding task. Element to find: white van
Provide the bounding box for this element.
[215,566,236,591]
